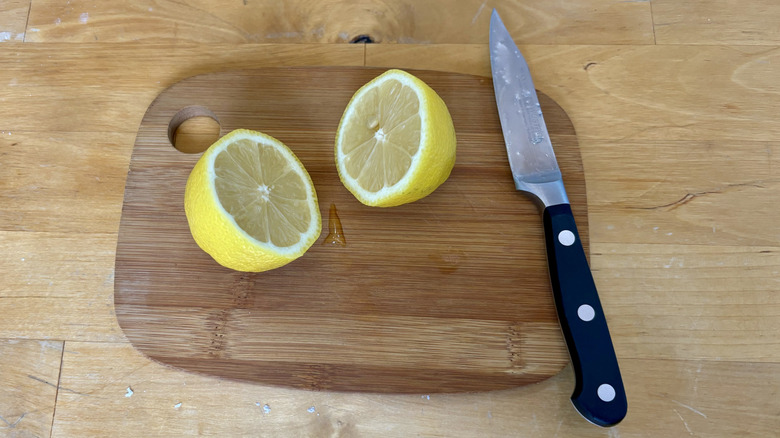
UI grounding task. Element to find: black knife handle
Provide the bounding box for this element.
[543,203,627,427]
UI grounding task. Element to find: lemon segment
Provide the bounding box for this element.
[335,69,457,207]
[185,129,321,272]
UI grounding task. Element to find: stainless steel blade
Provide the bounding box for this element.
[489,10,568,207]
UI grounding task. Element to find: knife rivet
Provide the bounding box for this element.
[558,230,575,246]
[577,304,595,322]
[598,384,616,402]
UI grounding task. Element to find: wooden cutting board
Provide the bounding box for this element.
[114,66,587,393]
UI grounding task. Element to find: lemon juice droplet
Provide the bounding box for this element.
[323,203,346,246]
[429,248,466,274]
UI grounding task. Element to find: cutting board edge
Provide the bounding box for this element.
[114,330,572,394]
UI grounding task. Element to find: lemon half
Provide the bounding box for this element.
[184,129,321,272]
[335,69,457,207]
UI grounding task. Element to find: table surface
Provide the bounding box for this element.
[1,1,778,437]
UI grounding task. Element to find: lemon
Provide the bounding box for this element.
[335,69,457,207]
[184,129,321,272]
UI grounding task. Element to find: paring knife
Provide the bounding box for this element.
[489,10,627,427]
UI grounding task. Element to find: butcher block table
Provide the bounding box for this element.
[1,1,778,437]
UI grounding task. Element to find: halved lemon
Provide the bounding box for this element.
[335,69,457,207]
[184,129,321,272]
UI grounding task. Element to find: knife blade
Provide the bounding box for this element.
[489,9,627,427]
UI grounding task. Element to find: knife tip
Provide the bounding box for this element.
[490,9,504,30]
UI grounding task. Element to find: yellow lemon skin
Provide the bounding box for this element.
[184,129,321,272]
[335,69,457,207]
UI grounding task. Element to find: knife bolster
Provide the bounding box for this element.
[516,179,569,208]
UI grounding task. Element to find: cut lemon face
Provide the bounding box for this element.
[335,69,457,207]
[184,129,321,272]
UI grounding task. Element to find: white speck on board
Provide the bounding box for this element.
[125,387,133,397]
[263,404,271,414]
[307,406,316,413]
[55,18,62,25]
[174,402,182,409]
[80,13,89,24]
[0,32,12,42]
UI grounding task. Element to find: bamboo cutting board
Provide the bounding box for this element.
[114,66,586,393]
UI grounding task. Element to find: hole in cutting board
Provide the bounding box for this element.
[168,106,221,153]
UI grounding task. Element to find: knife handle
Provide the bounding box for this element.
[543,203,627,427]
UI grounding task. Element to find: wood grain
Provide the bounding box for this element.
[52,341,780,437]
[0,132,132,233]
[0,231,125,341]
[593,243,780,362]
[0,44,363,133]
[367,44,780,142]
[0,339,62,437]
[584,139,780,247]
[25,0,653,44]
[0,0,29,42]
[113,66,587,393]
[653,0,780,45]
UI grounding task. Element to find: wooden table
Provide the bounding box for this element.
[1,1,778,436]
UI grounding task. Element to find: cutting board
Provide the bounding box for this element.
[114,66,587,393]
